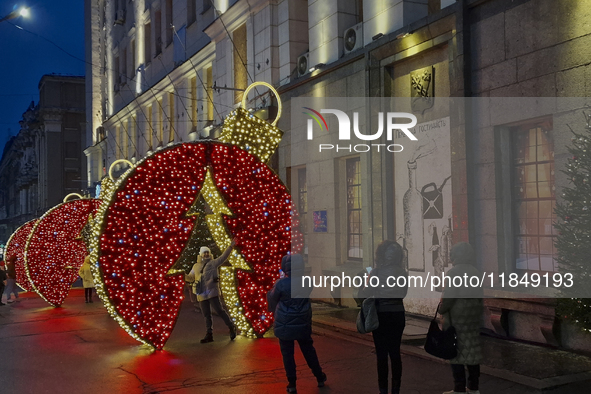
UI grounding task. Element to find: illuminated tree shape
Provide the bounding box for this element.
[166,193,221,276]
[199,168,255,337]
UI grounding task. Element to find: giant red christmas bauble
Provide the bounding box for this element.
[25,199,101,306]
[94,142,302,349]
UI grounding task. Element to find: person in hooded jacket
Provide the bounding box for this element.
[195,241,237,343]
[361,240,408,394]
[267,254,326,394]
[78,255,95,303]
[439,242,483,394]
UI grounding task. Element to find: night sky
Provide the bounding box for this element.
[0,0,85,154]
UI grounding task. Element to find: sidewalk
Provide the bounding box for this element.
[311,302,591,393]
[1,290,590,393]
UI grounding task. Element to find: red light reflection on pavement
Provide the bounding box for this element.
[128,351,190,381]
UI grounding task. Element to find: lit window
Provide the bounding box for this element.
[298,168,307,234]
[158,99,164,145]
[147,105,153,150]
[168,92,175,143]
[191,77,197,131]
[347,157,362,259]
[233,24,247,103]
[512,125,556,271]
[206,66,213,122]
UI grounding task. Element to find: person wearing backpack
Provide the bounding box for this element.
[192,241,237,343]
[267,253,327,394]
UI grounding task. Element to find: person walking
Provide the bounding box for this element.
[5,255,19,303]
[0,261,7,306]
[196,241,237,343]
[78,256,95,303]
[440,242,484,394]
[361,240,408,394]
[267,253,326,394]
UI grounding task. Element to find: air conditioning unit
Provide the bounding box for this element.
[344,22,363,55]
[297,52,310,78]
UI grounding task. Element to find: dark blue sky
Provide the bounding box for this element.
[0,0,85,153]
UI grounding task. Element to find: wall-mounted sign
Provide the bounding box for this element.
[313,210,327,232]
[411,66,434,113]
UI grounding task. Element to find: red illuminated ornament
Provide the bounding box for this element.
[92,82,303,349]
[25,197,102,307]
[5,219,38,292]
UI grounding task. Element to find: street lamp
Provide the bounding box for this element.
[0,6,29,23]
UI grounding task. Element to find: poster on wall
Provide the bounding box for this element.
[394,117,452,291]
[313,210,327,232]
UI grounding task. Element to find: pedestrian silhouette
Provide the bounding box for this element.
[5,255,19,303]
[439,242,483,394]
[267,253,326,393]
[361,240,408,394]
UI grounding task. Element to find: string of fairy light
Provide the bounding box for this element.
[88,142,300,348]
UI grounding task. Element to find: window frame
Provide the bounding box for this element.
[346,157,363,260]
[495,118,556,275]
[511,123,556,272]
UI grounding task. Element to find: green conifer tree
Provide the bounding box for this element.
[555,113,591,330]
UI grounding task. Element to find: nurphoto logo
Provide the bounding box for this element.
[303,107,418,152]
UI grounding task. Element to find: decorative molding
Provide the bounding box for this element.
[410,65,434,113]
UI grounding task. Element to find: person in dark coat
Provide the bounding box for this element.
[439,242,483,394]
[361,240,408,394]
[267,254,326,394]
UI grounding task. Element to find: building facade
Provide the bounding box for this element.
[85,0,591,351]
[0,75,87,242]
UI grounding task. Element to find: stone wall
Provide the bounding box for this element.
[470,0,591,98]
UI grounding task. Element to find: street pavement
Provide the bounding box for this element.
[0,290,589,393]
